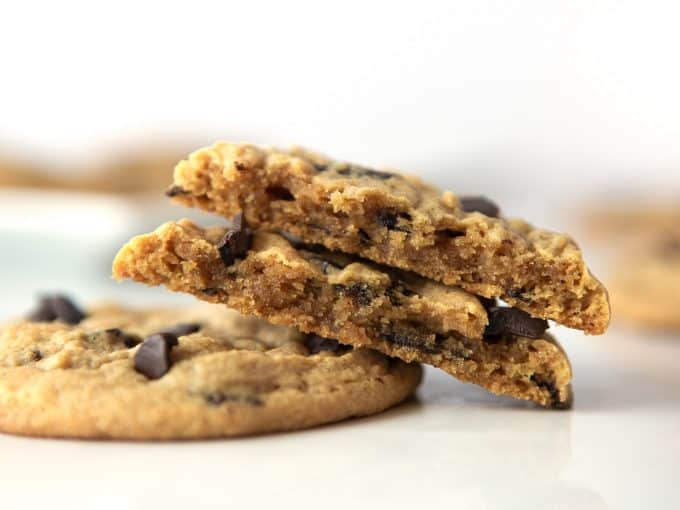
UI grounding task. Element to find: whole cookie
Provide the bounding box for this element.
[0,304,421,439]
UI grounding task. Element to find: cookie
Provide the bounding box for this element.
[0,300,421,439]
[610,235,680,329]
[582,200,680,240]
[113,220,572,408]
[1,144,188,195]
[165,142,609,334]
[0,156,57,189]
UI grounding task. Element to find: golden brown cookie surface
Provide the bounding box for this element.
[114,221,573,408]
[0,304,421,439]
[166,142,609,334]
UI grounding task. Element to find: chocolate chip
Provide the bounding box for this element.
[335,282,374,306]
[27,297,57,322]
[382,330,440,354]
[386,281,416,305]
[305,335,344,354]
[105,328,141,348]
[27,295,85,324]
[506,287,531,303]
[201,287,220,296]
[234,161,247,171]
[484,307,548,340]
[358,228,371,243]
[377,211,398,230]
[49,296,86,324]
[265,185,295,201]
[376,211,410,232]
[531,375,571,410]
[337,165,397,180]
[165,185,189,197]
[313,163,329,172]
[460,196,500,218]
[436,228,465,238]
[204,392,263,406]
[217,211,252,266]
[156,323,201,337]
[30,349,43,361]
[134,333,178,379]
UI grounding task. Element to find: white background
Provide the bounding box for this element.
[1,1,679,210]
[1,2,679,509]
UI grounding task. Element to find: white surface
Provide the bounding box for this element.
[0,192,679,509]
[0,331,678,510]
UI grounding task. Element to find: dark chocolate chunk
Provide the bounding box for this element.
[105,328,141,348]
[460,196,500,218]
[156,323,201,337]
[265,185,295,201]
[134,333,179,379]
[336,165,398,180]
[377,211,398,230]
[386,281,416,305]
[338,282,374,306]
[49,295,86,325]
[305,335,343,354]
[436,228,465,238]
[27,297,57,322]
[233,161,247,171]
[358,228,371,243]
[165,185,189,197]
[201,287,220,296]
[506,287,531,303]
[204,392,264,406]
[30,349,43,361]
[28,295,85,324]
[217,211,252,266]
[531,375,571,410]
[484,307,548,339]
[376,211,410,232]
[382,330,440,354]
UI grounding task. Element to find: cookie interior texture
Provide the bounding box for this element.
[166,142,609,334]
[113,220,573,409]
[0,305,421,439]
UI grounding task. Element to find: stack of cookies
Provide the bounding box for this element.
[115,143,610,407]
[0,142,610,440]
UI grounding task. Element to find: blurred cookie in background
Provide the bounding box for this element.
[578,195,680,332]
[0,140,196,196]
[581,197,680,242]
[0,154,60,189]
[610,233,680,331]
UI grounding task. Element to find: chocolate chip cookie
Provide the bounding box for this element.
[610,235,680,330]
[113,220,572,408]
[165,142,609,334]
[0,300,421,439]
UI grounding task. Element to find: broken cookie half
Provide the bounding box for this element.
[113,219,573,409]
[165,142,609,334]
